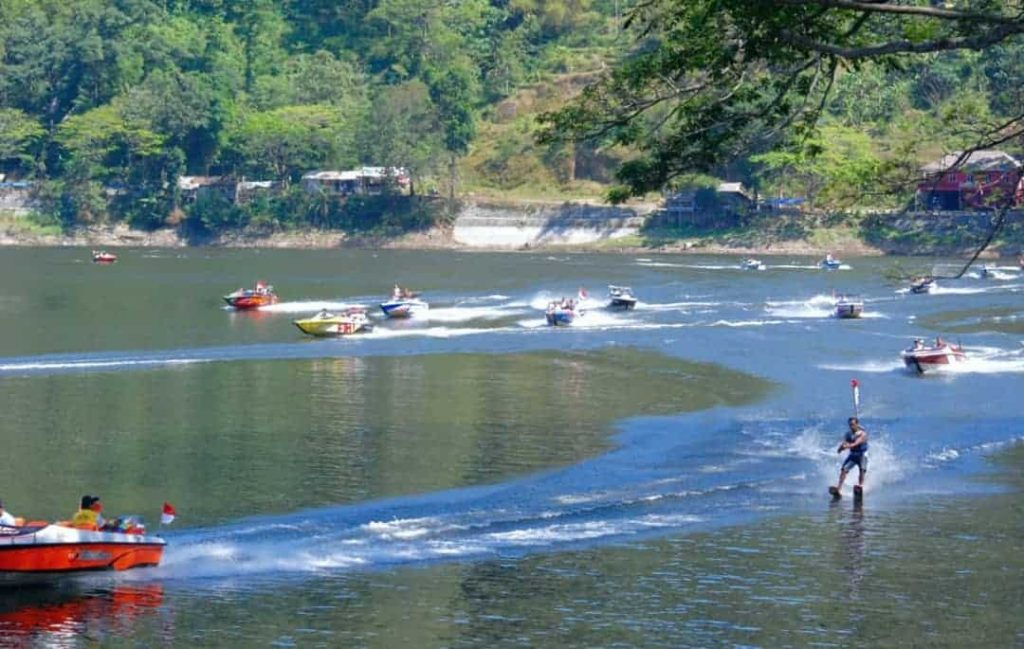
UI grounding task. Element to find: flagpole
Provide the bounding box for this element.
[851,378,860,418]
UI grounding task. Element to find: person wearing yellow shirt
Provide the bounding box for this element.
[70,495,105,530]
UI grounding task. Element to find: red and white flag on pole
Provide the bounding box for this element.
[851,378,860,415]
[161,502,176,525]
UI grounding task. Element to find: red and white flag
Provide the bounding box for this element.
[578,287,588,299]
[851,378,860,414]
[161,502,176,525]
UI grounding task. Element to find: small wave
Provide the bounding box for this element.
[256,300,362,314]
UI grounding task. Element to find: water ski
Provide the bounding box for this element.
[853,485,863,500]
[828,486,841,500]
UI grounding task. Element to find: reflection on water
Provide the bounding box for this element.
[0,584,165,645]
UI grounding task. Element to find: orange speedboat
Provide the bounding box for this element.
[92,250,117,264]
[223,281,278,310]
[0,522,165,579]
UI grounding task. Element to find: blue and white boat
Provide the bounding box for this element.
[820,254,842,270]
[380,285,429,319]
[545,298,581,326]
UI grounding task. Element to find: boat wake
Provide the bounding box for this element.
[126,411,1017,584]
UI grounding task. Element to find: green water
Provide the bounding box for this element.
[0,247,1020,647]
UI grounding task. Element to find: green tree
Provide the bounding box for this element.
[427,67,478,199]
[359,80,441,195]
[0,108,45,174]
[223,105,356,182]
[541,0,1024,200]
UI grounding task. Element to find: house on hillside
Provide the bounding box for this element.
[178,176,238,204]
[661,182,753,228]
[302,167,410,197]
[916,150,1024,211]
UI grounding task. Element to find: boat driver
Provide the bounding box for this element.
[70,494,106,530]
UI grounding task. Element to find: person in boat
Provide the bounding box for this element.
[0,499,18,526]
[70,494,107,530]
[912,338,925,351]
[834,417,869,494]
[935,336,946,348]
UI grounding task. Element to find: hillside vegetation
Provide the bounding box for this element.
[1,1,1023,237]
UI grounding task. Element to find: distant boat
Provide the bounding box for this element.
[223,281,278,310]
[92,251,117,264]
[820,254,842,270]
[901,338,967,374]
[607,285,637,310]
[977,264,995,279]
[294,308,373,337]
[909,276,934,294]
[380,285,429,319]
[834,294,864,319]
[741,258,765,271]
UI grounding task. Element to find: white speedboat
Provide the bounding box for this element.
[380,285,429,319]
[741,258,765,271]
[902,339,967,374]
[607,285,637,310]
[834,295,864,319]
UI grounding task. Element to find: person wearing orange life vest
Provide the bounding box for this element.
[70,495,106,529]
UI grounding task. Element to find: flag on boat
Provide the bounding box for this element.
[160,502,176,525]
[578,287,588,299]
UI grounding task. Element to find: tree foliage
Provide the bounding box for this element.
[540,0,1024,201]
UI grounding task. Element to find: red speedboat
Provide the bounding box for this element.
[92,251,117,264]
[224,281,278,309]
[901,339,966,374]
[0,522,165,580]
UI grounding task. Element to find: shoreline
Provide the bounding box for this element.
[0,216,1016,259]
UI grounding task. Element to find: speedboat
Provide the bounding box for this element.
[910,276,935,294]
[380,285,428,318]
[545,299,581,326]
[92,251,117,264]
[607,285,638,310]
[834,295,863,319]
[741,258,765,271]
[977,264,994,279]
[294,308,373,337]
[901,339,967,374]
[820,254,842,270]
[0,521,165,579]
[223,281,278,309]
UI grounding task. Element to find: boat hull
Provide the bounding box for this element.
[0,526,165,575]
[545,310,576,326]
[608,298,637,311]
[294,317,372,337]
[224,294,278,309]
[835,303,863,319]
[902,348,967,374]
[910,281,934,294]
[380,300,428,319]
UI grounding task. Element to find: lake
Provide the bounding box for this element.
[0,248,1021,647]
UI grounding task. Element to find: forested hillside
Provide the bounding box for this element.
[1,1,1023,235]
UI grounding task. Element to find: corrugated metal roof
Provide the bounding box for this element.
[921,150,1021,173]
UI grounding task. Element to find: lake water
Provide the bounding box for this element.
[0,248,1021,647]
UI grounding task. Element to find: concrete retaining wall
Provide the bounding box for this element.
[453,201,653,248]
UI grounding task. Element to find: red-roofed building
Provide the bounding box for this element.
[916,150,1024,211]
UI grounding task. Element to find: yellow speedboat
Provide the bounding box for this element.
[294,308,373,337]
